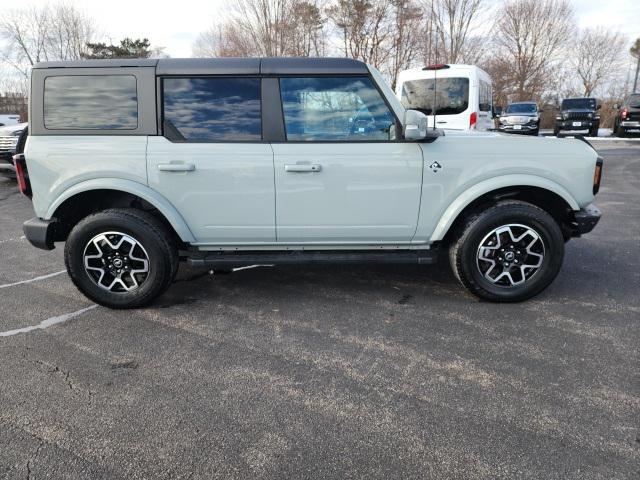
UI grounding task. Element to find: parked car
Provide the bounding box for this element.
[497,102,541,136]
[396,64,494,131]
[613,93,640,137]
[554,97,600,137]
[0,122,27,178]
[0,114,21,127]
[18,58,602,308]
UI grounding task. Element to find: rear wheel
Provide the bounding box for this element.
[449,201,564,302]
[64,208,178,309]
[616,124,627,137]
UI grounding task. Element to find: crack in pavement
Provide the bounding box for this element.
[30,358,94,405]
[26,441,44,480]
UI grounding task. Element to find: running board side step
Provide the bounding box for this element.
[187,249,439,268]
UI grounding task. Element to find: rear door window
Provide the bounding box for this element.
[162,77,262,142]
[44,75,138,130]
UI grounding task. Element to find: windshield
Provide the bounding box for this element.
[561,98,596,110]
[505,103,537,114]
[627,94,640,107]
[400,78,469,115]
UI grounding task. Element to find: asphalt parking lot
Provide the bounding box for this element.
[1,141,639,479]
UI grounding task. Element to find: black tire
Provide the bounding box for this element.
[615,123,626,137]
[531,128,539,136]
[553,128,560,137]
[589,125,598,137]
[64,208,179,309]
[449,200,564,302]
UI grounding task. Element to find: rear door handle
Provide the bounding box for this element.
[284,164,322,173]
[158,163,195,172]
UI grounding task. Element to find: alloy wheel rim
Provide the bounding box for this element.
[476,224,545,288]
[83,231,150,293]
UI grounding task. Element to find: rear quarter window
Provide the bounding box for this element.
[44,75,138,130]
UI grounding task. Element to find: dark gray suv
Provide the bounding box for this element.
[497,102,541,136]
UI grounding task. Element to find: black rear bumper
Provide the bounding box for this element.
[23,217,58,250]
[571,204,601,236]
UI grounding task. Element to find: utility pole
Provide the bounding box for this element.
[631,38,640,93]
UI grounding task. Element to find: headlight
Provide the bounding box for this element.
[594,115,600,120]
[556,115,562,120]
[500,117,508,123]
[531,116,539,122]
[587,113,593,118]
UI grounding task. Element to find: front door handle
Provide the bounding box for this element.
[158,163,195,172]
[284,164,322,173]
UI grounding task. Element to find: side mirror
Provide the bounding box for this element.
[597,104,601,110]
[403,109,428,140]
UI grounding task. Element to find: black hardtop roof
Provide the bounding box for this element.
[33,57,369,75]
[508,101,537,105]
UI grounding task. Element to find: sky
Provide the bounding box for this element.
[0,0,639,58]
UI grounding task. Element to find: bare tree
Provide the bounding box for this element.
[573,28,628,96]
[194,0,327,58]
[387,0,423,88]
[0,7,51,77]
[0,3,94,78]
[326,0,394,67]
[423,0,487,64]
[494,0,574,101]
[194,23,258,57]
[49,3,95,61]
[286,1,327,56]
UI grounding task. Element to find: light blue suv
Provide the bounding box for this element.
[17,58,603,308]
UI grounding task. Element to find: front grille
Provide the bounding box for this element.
[0,136,18,152]
[506,116,530,125]
[566,112,592,121]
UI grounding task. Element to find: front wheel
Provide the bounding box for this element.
[64,208,178,309]
[449,201,564,302]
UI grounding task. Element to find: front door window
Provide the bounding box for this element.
[279,76,398,142]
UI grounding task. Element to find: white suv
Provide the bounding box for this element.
[17,58,603,308]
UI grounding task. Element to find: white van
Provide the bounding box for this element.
[0,114,21,127]
[396,64,493,131]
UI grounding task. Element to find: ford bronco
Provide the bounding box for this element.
[16,58,603,308]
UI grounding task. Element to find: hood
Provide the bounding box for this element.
[561,108,595,114]
[0,122,27,136]
[503,112,537,117]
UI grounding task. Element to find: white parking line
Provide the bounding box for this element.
[0,235,25,245]
[0,305,97,337]
[0,270,66,289]
[232,264,274,272]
